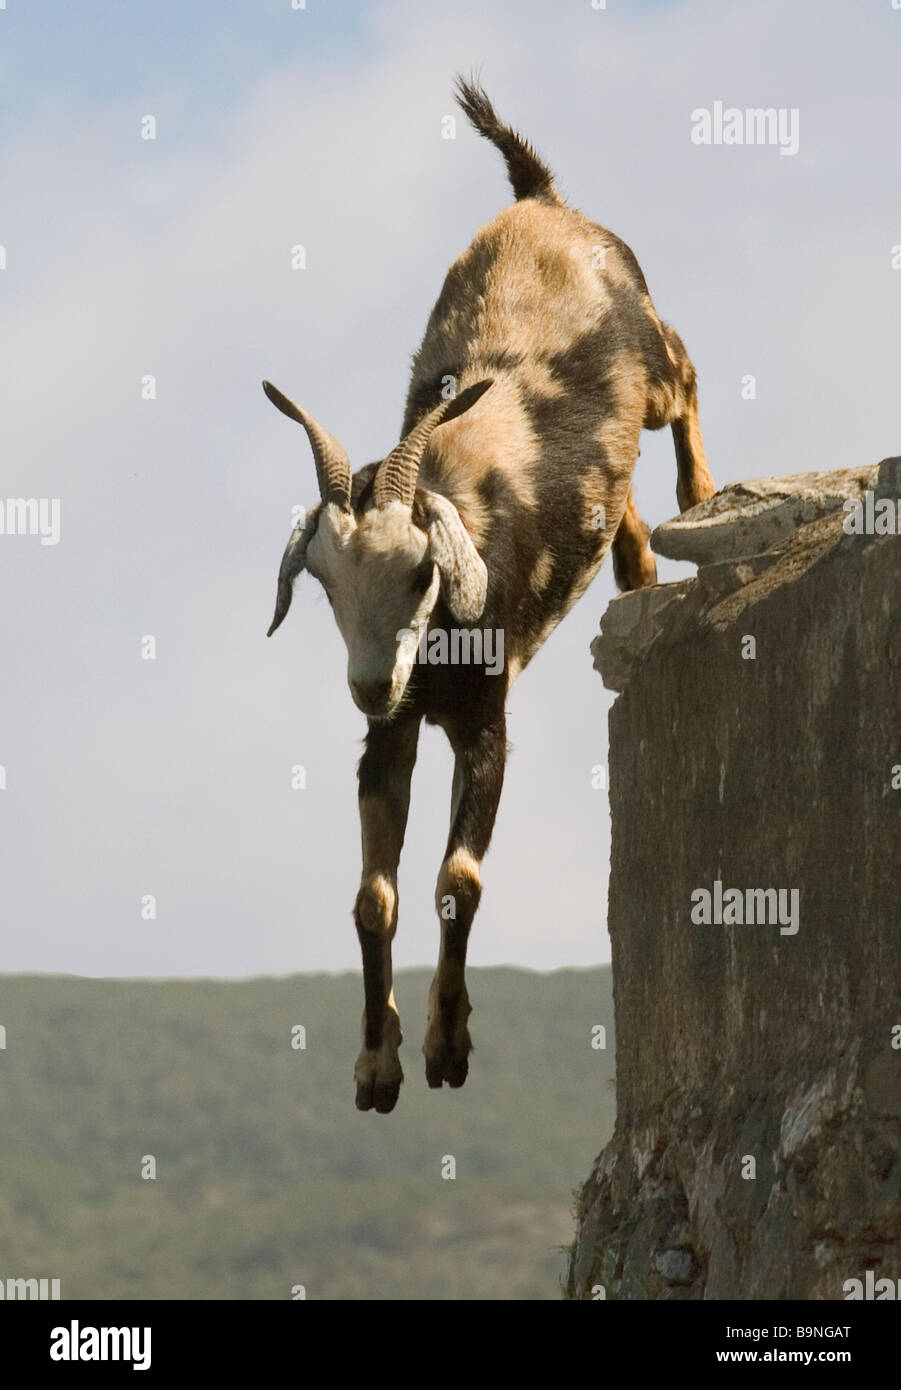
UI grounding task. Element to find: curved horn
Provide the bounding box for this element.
[374,379,493,509]
[267,505,320,637]
[262,380,351,510]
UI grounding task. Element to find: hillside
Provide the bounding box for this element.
[0,966,613,1300]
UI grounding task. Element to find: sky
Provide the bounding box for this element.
[0,0,898,977]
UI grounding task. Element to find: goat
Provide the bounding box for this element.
[264,77,715,1113]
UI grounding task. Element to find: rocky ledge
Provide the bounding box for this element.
[570,457,901,1300]
[593,457,900,695]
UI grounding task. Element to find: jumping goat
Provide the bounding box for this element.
[264,78,715,1112]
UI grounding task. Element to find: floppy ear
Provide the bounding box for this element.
[267,503,321,636]
[422,492,488,623]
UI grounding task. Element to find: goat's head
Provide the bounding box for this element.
[264,379,492,720]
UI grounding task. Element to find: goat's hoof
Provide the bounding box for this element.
[355,1076,401,1113]
[424,985,472,1089]
[354,1045,403,1113]
[424,1047,470,1089]
[354,1008,403,1113]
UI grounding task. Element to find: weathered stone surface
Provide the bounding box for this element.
[654,1247,696,1285]
[590,580,695,693]
[695,551,780,600]
[568,500,901,1301]
[650,464,879,564]
[874,454,901,501]
[593,458,901,696]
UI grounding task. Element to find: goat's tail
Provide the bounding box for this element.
[454,75,561,205]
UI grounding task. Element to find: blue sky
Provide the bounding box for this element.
[1,0,899,976]
[4,0,374,110]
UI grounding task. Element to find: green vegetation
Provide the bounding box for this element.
[0,967,614,1300]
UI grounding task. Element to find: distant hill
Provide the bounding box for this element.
[0,966,614,1300]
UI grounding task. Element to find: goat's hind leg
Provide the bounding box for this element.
[660,325,716,512]
[354,715,420,1114]
[611,487,657,591]
[672,385,715,512]
[425,715,506,1089]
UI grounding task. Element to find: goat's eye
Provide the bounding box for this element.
[411,560,433,595]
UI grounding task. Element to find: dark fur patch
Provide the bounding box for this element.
[358,720,406,797]
[454,76,559,204]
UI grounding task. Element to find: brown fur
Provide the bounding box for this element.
[269,79,716,1112]
[369,82,715,1109]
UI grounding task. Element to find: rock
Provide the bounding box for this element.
[864,1052,901,1118]
[780,1069,856,1159]
[874,455,901,501]
[594,463,897,696]
[568,469,901,1300]
[590,580,695,693]
[653,1248,696,1286]
[697,551,781,600]
[650,464,878,564]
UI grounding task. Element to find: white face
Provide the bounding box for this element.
[305,501,440,720]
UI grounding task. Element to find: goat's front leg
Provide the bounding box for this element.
[354,715,420,1114]
[424,714,507,1089]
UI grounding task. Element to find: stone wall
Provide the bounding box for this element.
[567,458,901,1300]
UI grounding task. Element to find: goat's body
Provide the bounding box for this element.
[266,79,715,1111]
[399,194,706,694]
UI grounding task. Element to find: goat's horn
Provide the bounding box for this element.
[262,380,351,510]
[374,379,493,509]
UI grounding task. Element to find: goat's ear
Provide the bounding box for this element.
[422,492,488,623]
[268,503,321,637]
